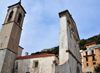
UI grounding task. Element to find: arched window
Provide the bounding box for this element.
[8,11,13,22]
[17,13,22,25]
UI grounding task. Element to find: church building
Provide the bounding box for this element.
[0,1,82,73]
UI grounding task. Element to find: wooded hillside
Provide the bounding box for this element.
[31,34,100,55]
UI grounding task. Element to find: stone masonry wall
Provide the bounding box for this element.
[0,49,17,73]
[55,53,82,73]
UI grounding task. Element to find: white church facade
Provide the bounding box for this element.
[15,53,59,73]
[0,1,82,73]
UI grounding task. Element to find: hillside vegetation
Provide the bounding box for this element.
[31,34,100,55]
[31,46,59,56]
[80,34,100,50]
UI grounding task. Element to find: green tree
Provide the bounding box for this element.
[31,34,100,55]
[94,64,100,72]
[79,34,100,50]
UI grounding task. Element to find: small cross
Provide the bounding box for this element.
[19,0,21,3]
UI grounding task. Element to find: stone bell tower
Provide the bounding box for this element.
[0,1,26,73]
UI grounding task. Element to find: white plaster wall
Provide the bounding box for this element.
[57,10,82,73]
[59,15,69,64]
[59,13,81,64]
[55,53,82,73]
[14,56,58,73]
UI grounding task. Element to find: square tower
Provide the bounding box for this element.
[0,2,26,73]
[55,10,82,73]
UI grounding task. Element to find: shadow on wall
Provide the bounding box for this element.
[55,59,81,73]
[55,60,70,73]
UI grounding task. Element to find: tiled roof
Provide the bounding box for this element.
[84,42,96,47]
[16,53,56,60]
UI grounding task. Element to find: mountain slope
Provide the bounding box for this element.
[31,34,100,55]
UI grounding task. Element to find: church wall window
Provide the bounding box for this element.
[8,10,13,22]
[33,60,39,68]
[17,13,22,25]
[35,61,38,67]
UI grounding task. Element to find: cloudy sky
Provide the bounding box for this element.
[0,0,100,55]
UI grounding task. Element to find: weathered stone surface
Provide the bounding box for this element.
[55,10,82,73]
[0,49,6,73]
[17,46,23,57]
[0,2,26,53]
[0,49,17,73]
[0,2,26,73]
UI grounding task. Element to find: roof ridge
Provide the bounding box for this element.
[16,53,56,60]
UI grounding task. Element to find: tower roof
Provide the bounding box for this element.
[84,42,96,47]
[8,1,26,14]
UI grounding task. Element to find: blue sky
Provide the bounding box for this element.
[0,0,100,55]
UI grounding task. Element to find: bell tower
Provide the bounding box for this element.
[0,1,26,73]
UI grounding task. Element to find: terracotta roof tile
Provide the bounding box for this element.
[84,42,96,47]
[16,53,56,60]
